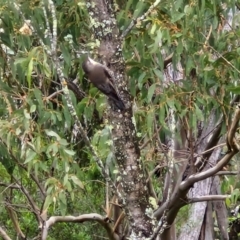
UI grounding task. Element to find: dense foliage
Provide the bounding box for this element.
[0,0,240,239]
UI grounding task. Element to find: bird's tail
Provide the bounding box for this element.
[112,98,125,110]
[107,90,125,110]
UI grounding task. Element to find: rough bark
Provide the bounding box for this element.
[212,176,229,240]
[178,148,221,240]
[202,202,214,240]
[85,0,154,238]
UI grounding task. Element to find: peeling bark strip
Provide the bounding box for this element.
[85,0,154,238]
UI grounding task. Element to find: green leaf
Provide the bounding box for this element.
[24,109,31,119]
[225,197,231,207]
[84,105,94,121]
[153,69,163,80]
[71,175,84,189]
[30,104,36,113]
[147,110,154,136]
[24,150,37,164]
[150,23,157,35]
[64,149,75,156]
[147,83,156,103]
[14,57,28,66]
[158,105,166,125]
[16,128,22,136]
[63,174,68,186]
[45,130,61,140]
[27,58,33,88]
[33,89,44,109]
[172,12,185,23]
[43,195,53,211]
[226,86,240,94]
[137,72,146,90]
[59,139,69,146]
[194,104,203,121]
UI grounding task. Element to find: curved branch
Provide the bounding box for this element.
[5,206,25,239]
[180,150,237,191]
[11,177,41,225]
[154,104,240,223]
[182,104,240,190]
[0,182,20,190]
[42,214,119,240]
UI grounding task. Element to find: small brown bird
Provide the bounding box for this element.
[82,56,125,110]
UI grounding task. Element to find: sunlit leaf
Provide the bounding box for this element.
[27,58,33,88]
[24,149,37,164]
[147,83,156,103]
[64,149,75,156]
[71,175,84,189]
[45,130,61,140]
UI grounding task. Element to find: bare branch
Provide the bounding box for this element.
[150,113,175,238]
[0,226,12,240]
[41,1,53,48]
[181,105,240,190]
[181,151,237,191]
[197,143,226,156]
[5,206,25,239]
[42,214,119,240]
[11,177,41,225]
[187,195,230,204]
[154,104,240,231]
[0,182,21,190]
[121,0,161,38]
[0,142,46,198]
[45,90,64,100]
[216,171,238,176]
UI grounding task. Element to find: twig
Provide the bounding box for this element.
[216,171,238,175]
[187,195,230,204]
[11,176,41,225]
[0,182,21,190]
[199,36,240,75]
[121,0,162,38]
[150,114,175,238]
[140,126,162,149]
[42,214,117,240]
[181,105,240,190]
[197,143,226,156]
[0,227,11,240]
[150,210,167,240]
[45,90,64,100]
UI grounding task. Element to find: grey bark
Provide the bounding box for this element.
[85,0,154,238]
[212,176,229,240]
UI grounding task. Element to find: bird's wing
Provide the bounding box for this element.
[103,66,117,85]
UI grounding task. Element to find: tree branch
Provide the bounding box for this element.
[216,171,238,175]
[11,176,41,225]
[154,104,240,229]
[187,195,230,204]
[0,226,12,240]
[0,182,21,190]
[42,214,119,240]
[121,0,161,38]
[181,105,240,190]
